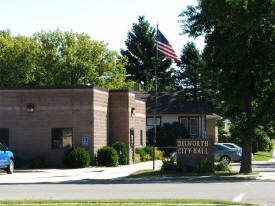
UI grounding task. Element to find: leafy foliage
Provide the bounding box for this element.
[215,161,232,172]
[135,148,146,162]
[111,141,128,165]
[255,127,274,152]
[143,146,153,160]
[121,16,174,91]
[63,147,90,168]
[195,159,214,173]
[161,157,177,172]
[0,29,134,89]
[97,146,118,167]
[179,0,275,173]
[147,122,190,147]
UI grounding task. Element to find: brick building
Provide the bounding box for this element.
[0,86,146,166]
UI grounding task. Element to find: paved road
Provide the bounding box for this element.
[0,178,274,206]
[0,150,274,206]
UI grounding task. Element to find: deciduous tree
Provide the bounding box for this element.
[0,30,134,89]
[180,0,275,172]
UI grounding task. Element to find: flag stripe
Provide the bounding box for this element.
[157,45,181,61]
[156,30,180,62]
[156,40,177,53]
[156,41,180,61]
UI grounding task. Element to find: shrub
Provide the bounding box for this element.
[30,156,52,169]
[147,122,190,147]
[97,146,118,167]
[195,159,214,173]
[215,161,232,172]
[143,146,153,160]
[257,132,273,152]
[63,147,90,168]
[161,157,177,172]
[135,148,146,162]
[135,153,141,163]
[155,148,164,160]
[112,141,128,165]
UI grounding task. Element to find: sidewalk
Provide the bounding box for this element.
[256,147,275,180]
[0,160,162,184]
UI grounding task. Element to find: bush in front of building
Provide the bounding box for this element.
[111,141,128,165]
[147,122,190,147]
[215,161,232,172]
[135,148,146,162]
[143,146,153,160]
[135,153,141,163]
[161,157,177,172]
[97,146,119,167]
[256,129,274,152]
[63,147,91,168]
[155,148,164,160]
[30,156,53,169]
[195,159,214,174]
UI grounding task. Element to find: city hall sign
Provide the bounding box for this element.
[176,139,214,169]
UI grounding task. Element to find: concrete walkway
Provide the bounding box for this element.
[0,160,162,184]
[256,147,275,180]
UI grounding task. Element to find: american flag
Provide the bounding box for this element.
[156,30,181,62]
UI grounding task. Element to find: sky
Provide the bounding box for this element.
[0,0,204,56]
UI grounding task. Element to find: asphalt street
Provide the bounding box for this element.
[0,178,274,206]
[0,150,274,206]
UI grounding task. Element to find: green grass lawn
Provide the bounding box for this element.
[252,150,274,161]
[0,199,258,206]
[128,169,239,178]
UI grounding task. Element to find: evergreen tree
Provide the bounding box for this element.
[175,42,204,101]
[121,16,173,91]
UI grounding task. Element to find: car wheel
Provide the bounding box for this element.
[220,156,231,164]
[6,160,14,174]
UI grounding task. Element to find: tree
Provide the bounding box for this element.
[121,16,173,91]
[180,0,275,173]
[0,33,39,86]
[175,42,204,101]
[0,30,134,89]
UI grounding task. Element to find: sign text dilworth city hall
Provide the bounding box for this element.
[176,139,214,169]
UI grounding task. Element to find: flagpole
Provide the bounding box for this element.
[153,24,158,170]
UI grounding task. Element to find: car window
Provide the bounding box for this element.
[224,144,234,148]
[215,145,223,151]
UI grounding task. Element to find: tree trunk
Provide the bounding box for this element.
[240,137,253,173]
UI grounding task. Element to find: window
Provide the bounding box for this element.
[140,130,143,146]
[179,116,199,138]
[146,117,161,126]
[190,118,199,136]
[52,128,72,149]
[0,128,9,146]
[179,118,188,131]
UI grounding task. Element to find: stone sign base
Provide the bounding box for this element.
[176,139,214,170]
